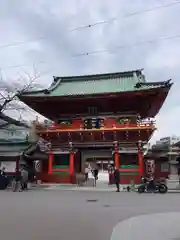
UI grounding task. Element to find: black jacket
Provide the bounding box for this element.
[114,169,120,182]
[92,169,99,178]
[15,172,21,181]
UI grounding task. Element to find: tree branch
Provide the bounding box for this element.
[0,72,43,112]
[0,111,29,127]
[0,69,46,129]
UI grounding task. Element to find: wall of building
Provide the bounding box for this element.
[150,136,180,181]
[39,173,71,183]
[155,161,169,179]
[155,136,180,146]
[0,125,29,142]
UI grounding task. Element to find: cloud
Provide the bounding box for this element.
[0,0,180,142]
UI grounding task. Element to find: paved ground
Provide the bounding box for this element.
[112,212,180,240]
[1,190,180,240]
[43,181,180,192]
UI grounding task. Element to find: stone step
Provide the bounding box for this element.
[167,179,180,189]
[168,174,179,180]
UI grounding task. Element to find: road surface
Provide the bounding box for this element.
[1,190,180,240]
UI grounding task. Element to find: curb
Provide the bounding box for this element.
[44,186,117,192]
[43,185,180,193]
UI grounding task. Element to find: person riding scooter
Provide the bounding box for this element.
[0,167,8,190]
[138,175,168,194]
[147,176,155,192]
[141,175,156,192]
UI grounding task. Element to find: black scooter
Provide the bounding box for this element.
[0,175,9,190]
[137,177,168,194]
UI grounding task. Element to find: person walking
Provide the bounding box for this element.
[12,169,22,192]
[92,166,99,187]
[108,164,114,185]
[114,167,120,192]
[85,166,89,183]
[0,167,8,190]
[21,168,29,191]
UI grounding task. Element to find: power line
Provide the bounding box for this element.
[74,0,180,29]
[0,37,46,50]
[122,0,180,18]
[73,33,180,57]
[0,1,179,51]
[1,32,180,70]
[70,18,116,32]
[0,20,115,50]
[0,61,45,70]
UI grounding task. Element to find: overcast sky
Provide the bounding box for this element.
[0,0,180,143]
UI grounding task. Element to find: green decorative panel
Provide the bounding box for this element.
[52,172,69,175]
[53,154,69,167]
[120,172,139,175]
[120,165,139,169]
[116,117,121,124]
[53,165,69,169]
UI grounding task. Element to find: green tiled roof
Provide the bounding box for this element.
[19,70,172,97]
[0,142,31,156]
[0,142,30,152]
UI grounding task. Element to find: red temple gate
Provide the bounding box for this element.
[18,70,172,184]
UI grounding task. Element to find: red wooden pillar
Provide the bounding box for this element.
[110,141,120,184]
[138,150,144,177]
[48,152,53,174]
[114,152,119,169]
[114,141,119,169]
[69,152,75,183]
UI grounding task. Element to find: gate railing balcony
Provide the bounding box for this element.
[35,118,156,133]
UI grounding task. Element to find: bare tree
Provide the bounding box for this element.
[0,68,44,128]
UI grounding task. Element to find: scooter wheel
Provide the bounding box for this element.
[159,184,168,193]
[138,186,145,193]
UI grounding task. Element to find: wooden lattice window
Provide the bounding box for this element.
[88,107,98,115]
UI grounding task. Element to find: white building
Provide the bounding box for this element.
[156,136,180,146]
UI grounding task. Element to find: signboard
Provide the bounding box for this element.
[0,161,16,173]
[146,159,155,176]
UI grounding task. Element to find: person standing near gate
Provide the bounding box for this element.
[85,166,89,183]
[114,167,120,192]
[92,166,99,187]
[21,168,28,191]
[12,169,22,192]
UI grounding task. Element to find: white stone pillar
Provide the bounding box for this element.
[168,164,178,180]
[37,180,42,185]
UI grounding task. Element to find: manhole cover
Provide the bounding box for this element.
[103,204,111,207]
[86,199,98,202]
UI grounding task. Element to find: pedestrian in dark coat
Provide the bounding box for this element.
[12,169,22,192]
[114,168,120,192]
[92,167,99,187]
